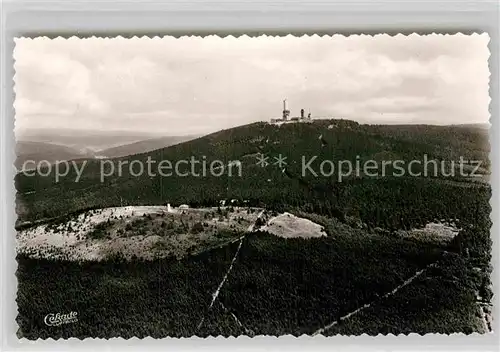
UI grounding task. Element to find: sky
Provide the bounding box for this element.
[14,34,490,136]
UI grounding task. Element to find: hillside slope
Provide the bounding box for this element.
[15,141,94,170]
[98,135,199,158]
[16,119,490,229]
[17,128,160,151]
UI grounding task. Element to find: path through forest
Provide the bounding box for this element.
[312,261,439,336]
[197,210,265,330]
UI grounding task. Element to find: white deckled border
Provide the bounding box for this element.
[2,1,499,352]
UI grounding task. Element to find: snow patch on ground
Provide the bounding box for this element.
[261,212,326,239]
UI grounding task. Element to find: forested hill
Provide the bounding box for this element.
[98,135,199,159]
[15,141,94,170]
[16,119,490,228]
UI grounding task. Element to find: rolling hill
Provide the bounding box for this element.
[16,131,199,170]
[15,119,490,226]
[15,141,94,170]
[98,135,199,158]
[16,128,162,151]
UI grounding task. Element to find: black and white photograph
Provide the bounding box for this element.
[13,34,492,339]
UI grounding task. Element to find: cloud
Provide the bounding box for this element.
[14,34,490,135]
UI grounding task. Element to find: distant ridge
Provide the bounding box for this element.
[99,135,200,158]
[15,141,93,170]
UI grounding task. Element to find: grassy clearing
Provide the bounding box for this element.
[261,212,326,239]
[17,206,263,261]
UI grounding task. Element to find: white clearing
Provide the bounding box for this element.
[17,206,168,261]
[17,205,265,262]
[396,222,460,245]
[261,212,326,239]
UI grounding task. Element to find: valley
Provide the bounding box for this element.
[15,130,199,170]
